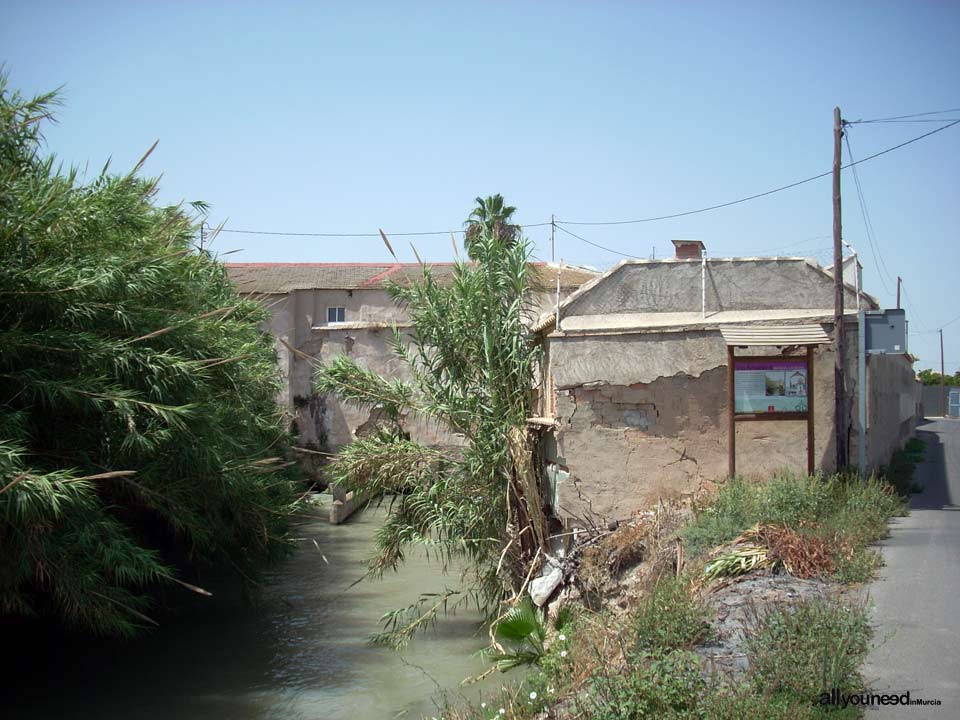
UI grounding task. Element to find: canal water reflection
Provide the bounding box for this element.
[6,500,494,719]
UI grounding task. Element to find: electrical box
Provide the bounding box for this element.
[864,309,906,354]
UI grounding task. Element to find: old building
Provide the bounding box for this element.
[226,262,598,458]
[536,241,919,524]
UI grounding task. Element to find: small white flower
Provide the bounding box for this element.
[548,687,555,693]
[558,634,566,641]
[480,703,486,709]
[530,691,537,700]
[499,709,506,716]
[560,650,567,658]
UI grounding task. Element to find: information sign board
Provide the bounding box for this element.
[734,358,808,414]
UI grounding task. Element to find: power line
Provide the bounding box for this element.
[209,117,959,242]
[846,118,960,124]
[847,107,960,123]
[554,224,644,259]
[213,222,552,238]
[843,130,894,296]
[941,312,960,330]
[900,282,931,332]
[557,119,960,226]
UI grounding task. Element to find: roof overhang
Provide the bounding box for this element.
[720,324,830,347]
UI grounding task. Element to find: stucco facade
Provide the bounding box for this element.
[226,262,598,473]
[541,255,918,525]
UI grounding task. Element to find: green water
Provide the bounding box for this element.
[4,501,495,719]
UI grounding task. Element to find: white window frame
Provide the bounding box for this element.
[327,306,346,324]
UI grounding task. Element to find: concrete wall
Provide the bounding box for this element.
[920,385,950,418]
[866,354,920,469]
[564,259,865,317]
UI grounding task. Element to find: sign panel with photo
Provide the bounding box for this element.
[734,358,808,414]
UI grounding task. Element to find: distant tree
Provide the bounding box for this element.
[0,76,297,636]
[917,369,960,386]
[463,194,520,258]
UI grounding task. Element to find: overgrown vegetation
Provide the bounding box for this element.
[745,599,871,710]
[441,468,911,719]
[314,219,548,647]
[0,77,297,636]
[682,473,904,583]
[880,437,925,496]
[631,576,710,654]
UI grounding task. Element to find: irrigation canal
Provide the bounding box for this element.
[4,500,496,719]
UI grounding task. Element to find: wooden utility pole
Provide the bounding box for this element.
[833,107,848,470]
[896,276,902,309]
[941,328,946,416]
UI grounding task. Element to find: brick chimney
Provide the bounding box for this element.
[671,239,705,260]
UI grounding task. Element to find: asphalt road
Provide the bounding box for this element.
[864,417,960,718]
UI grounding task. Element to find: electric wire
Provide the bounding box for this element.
[847,108,960,123]
[556,120,960,227]
[941,312,960,330]
[900,282,931,332]
[214,222,552,238]
[846,119,960,124]
[842,131,894,297]
[553,224,645,259]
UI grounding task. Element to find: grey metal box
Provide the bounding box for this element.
[864,309,906,354]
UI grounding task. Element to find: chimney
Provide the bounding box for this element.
[671,240,705,260]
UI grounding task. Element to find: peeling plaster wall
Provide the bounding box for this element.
[552,331,726,388]
[550,328,856,523]
[288,326,461,452]
[564,259,863,318]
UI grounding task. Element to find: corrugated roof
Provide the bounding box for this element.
[720,324,831,346]
[225,262,597,294]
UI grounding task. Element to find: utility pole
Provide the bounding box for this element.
[550,215,555,263]
[199,222,206,252]
[941,328,946,417]
[896,276,902,309]
[833,107,848,470]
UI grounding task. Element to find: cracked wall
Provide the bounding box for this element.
[551,334,849,524]
[290,325,461,452]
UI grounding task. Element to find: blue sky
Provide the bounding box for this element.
[3,1,958,369]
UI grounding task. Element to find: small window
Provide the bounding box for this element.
[327,307,346,323]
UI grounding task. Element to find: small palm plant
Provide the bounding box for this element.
[489,599,549,671]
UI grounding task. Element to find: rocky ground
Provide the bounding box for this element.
[695,573,838,680]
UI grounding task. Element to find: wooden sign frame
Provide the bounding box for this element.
[727,346,815,477]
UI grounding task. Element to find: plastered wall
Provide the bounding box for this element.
[548,327,865,523]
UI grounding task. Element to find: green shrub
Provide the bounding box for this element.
[824,477,904,549]
[833,547,882,584]
[584,650,706,719]
[632,576,710,653]
[702,686,824,720]
[745,598,870,705]
[882,438,926,496]
[758,474,832,527]
[682,479,759,557]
